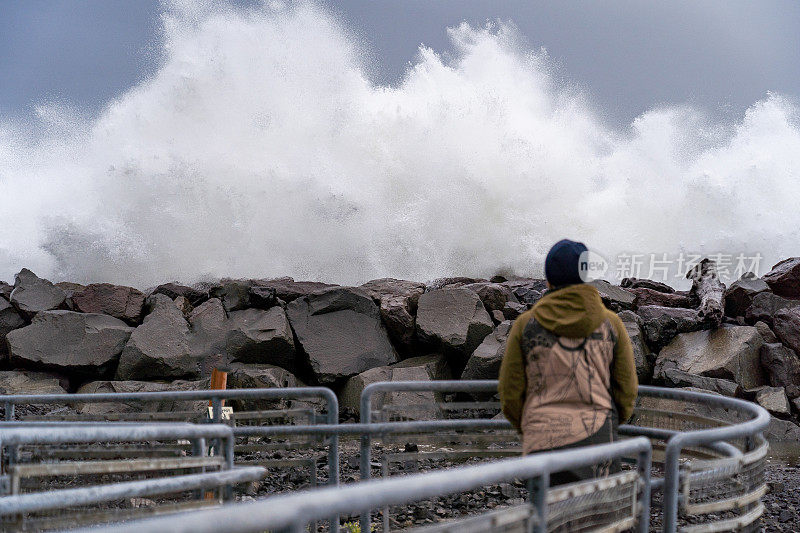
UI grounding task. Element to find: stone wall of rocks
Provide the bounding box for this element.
[1,258,800,448]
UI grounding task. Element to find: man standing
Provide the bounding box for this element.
[499,239,637,483]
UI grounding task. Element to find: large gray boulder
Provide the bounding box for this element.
[654,326,765,389]
[208,279,254,312]
[636,305,705,351]
[72,283,145,325]
[228,362,302,390]
[7,311,132,378]
[618,311,653,383]
[760,343,800,398]
[416,288,493,357]
[287,287,397,384]
[762,257,800,299]
[339,354,451,414]
[723,275,770,318]
[187,298,229,360]
[772,307,800,355]
[0,298,25,354]
[754,321,778,343]
[115,294,198,380]
[226,307,295,370]
[461,282,519,314]
[660,368,740,397]
[10,269,66,318]
[588,280,635,311]
[0,370,67,395]
[749,386,790,415]
[360,278,425,348]
[248,286,277,309]
[461,321,512,380]
[186,299,296,374]
[744,292,800,325]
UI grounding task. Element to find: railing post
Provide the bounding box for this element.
[4,402,17,468]
[324,391,340,532]
[637,445,652,533]
[359,389,373,533]
[662,437,683,533]
[528,472,549,533]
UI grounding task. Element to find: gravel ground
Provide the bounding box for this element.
[762,461,800,532]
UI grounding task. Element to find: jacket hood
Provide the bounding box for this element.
[532,283,606,337]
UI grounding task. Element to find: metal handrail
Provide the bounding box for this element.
[0,387,340,490]
[359,380,770,533]
[67,437,653,533]
[0,466,265,516]
[0,380,770,532]
[633,385,770,531]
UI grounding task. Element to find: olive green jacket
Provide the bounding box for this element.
[499,284,638,436]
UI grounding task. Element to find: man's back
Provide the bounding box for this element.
[499,283,637,454]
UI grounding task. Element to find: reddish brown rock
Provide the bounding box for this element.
[629,287,695,309]
[72,283,146,325]
[763,257,800,299]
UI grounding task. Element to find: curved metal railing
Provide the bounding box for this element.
[0,380,772,532]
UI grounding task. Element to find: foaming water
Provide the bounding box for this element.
[0,1,798,288]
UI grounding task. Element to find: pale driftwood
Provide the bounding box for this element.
[686,258,725,327]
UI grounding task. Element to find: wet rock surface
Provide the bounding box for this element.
[415,287,493,359]
[287,287,397,384]
[115,294,197,380]
[7,311,133,379]
[71,283,145,325]
[654,326,765,389]
[10,269,66,318]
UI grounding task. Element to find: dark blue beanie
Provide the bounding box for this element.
[545,239,588,288]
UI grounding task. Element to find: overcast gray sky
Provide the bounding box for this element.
[1,0,799,126]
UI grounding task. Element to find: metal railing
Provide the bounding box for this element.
[0,379,771,532]
[68,437,653,533]
[0,387,340,492]
[0,423,265,531]
[622,385,771,532]
[357,381,770,532]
